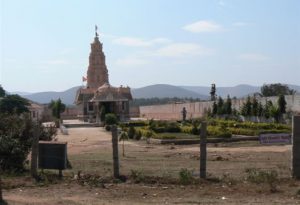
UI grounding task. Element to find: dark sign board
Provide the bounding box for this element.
[259,133,291,145]
[38,141,67,170]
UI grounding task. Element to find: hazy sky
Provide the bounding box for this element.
[1,0,299,92]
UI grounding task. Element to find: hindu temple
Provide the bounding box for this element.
[75,27,132,122]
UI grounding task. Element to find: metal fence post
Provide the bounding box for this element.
[112,125,120,178]
[200,122,207,179]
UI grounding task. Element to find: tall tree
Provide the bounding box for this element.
[224,95,232,115]
[261,83,295,97]
[210,84,216,101]
[48,98,66,119]
[277,94,287,114]
[217,96,224,115]
[252,97,258,116]
[241,96,252,116]
[212,101,217,116]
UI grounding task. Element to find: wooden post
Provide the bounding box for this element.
[200,122,207,179]
[112,125,120,178]
[31,125,39,180]
[292,116,300,179]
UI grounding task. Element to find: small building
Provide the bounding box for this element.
[28,101,45,122]
[75,27,132,122]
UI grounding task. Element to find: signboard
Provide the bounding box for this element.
[259,133,291,145]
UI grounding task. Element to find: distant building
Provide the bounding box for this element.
[27,101,45,121]
[75,27,132,122]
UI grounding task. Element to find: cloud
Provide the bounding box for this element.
[232,22,247,27]
[183,20,223,33]
[115,56,148,66]
[239,53,269,61]
[155,43,214,57]
[113,37,171,47]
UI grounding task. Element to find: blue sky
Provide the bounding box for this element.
[1,0,299,92]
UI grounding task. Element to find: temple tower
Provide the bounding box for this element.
[87,28,109,88]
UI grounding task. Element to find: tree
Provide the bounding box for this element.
[261,83,295,97]
[105,113,118,125]
[257,102,264,117]
[210,84,216,101]
[263,100,273,119]
[212,101,217,116]
[119,131,128,157]
[217,97,224,115]
[0,85,5,97]
[48,98,66,119]
[224,95,232,115]
[277,94,286,114]
[241,96,252,116]
[252,97,258,116]
[0,94,30,115]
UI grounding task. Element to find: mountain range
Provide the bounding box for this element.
[13,84,300,105]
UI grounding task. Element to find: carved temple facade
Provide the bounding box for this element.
[75,29,132,122]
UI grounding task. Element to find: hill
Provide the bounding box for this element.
[22,86,81,105]
[132,84,209,99]
[17,84,300,105]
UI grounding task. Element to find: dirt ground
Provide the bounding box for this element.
[2,123,300,205]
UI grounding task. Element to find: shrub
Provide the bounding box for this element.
[127,126,136,139]
[105,125,111,131]
[130,169,145,183]
[0,114,56,172]
[105,113,118,125]
[245,168,279,192]
[165,122,181,133]
[179,168,194,185]
[207,126,232,138]
[135,130,142,141]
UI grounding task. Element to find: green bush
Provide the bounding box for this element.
[105,113,118,125]
[130,169,145,183]
[128,126,136,139]
[179,168,194,185]
[135,130,142,140]
[0,114,33,171]
[165,122,181,133]
[207,126,232,138]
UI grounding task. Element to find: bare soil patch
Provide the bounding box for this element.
[2,126,299,204]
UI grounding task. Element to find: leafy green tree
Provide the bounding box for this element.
[128,126,136,139]
[269,105,280,123]
[48,98,66,119]
[277,94,286,114]
[0,85,5,97]
[0,94,29,115]
[252,97,258,116]
[261,83,295,97]
[212,101,217,116]
[241,96,252,116]
[105,113,118,125]
[119,131,128,157]
[217,97,224,115]
[224,95,232,115]
[257,102,264,117]
[263,100,273,119]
